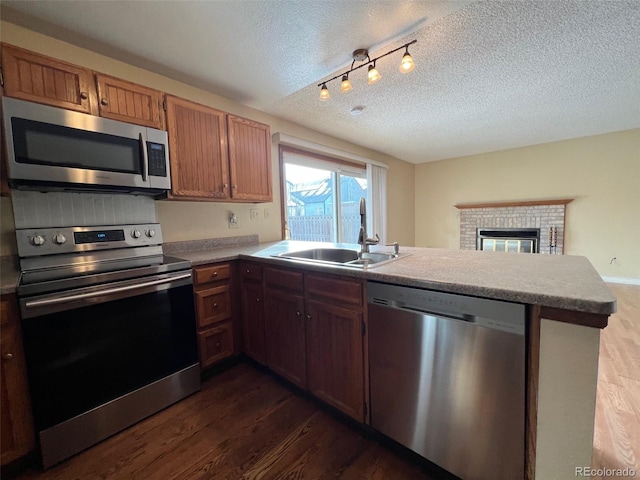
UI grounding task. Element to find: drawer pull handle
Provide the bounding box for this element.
[80,92,88,100]
[3,353,14,361]
[212,272,218,277]
[213,302,218,308]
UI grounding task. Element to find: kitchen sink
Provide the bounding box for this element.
[275,248,406,268]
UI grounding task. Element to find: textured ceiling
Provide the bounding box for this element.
[2,1,639,164]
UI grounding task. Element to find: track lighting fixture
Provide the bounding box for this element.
[317,40,416,100]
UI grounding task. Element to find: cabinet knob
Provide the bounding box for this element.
[215,342,221,348]
[223,184,229,189]
[213,271,218,277]
[3,353,14,361]
[296,311,301,317]
[213,302,218,308]
[101,98,108,106]
[256,298,260,303]
[233,185,237,189]
[246,269,250,273]
[306,314,312,320]
[80,92,88,100]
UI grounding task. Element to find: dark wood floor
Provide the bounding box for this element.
[17,363,440,480]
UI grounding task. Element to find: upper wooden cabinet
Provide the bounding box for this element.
[165,95,272,202]
[227,115,272,202]
[1,44,97,115]
[1,44,163,130]
[165,95,229,199]
[95,74,164,129]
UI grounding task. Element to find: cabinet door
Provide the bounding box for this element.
[1,44,97,115]
[241,280,266,364]
[227,115,272,202]
[195,284,232,329]
[264,289,306,388]
[197,322,234,368]
[1,298,35,466]
[306,299,364,421]
[95,74,164,129]
[165,95,229,199]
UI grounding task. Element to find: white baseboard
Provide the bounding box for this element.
[601,276,640,286]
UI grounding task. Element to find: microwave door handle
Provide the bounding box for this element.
[139,132,148,182]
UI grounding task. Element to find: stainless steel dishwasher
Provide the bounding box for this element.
[368,282,526,480]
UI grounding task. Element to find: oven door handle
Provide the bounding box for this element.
[23,272,192,310]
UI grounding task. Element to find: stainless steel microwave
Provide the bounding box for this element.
[2,97,171,196]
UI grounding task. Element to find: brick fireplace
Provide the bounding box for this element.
[456,199,573,254]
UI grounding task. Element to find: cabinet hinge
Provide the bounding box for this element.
[361,321,366,336]
[162,100,167,111]
[0,62,4,88]
[363,401,368,416]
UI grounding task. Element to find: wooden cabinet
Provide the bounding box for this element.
[227,115,272,202]
[1,44,162,130]
[0,295,35,466]
[95,74,164,129]
[264,268,306,388]
[193,263,235,369]
[1,44,97,115]
[258,265,366,421]
[165,95,229,199]
[240,262,266,364]
[164,95,272,202]
[305,272,365,422]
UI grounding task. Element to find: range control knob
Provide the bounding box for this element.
[131,230,142,239]
[145,229,156,238]
[30,235,45,246]
[53,233,67,245]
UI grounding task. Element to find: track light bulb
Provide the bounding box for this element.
[319,83,330,101]
[399,50,415,73]
[367,64,381,84]
[340,75,352,93]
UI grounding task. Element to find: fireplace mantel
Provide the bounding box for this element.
[455,198,574,209]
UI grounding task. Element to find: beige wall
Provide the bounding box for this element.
[0,22,416,256]
[415,129,640,279]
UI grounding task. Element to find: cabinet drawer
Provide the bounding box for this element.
[306,273,363,308]
[264,267,303,294]
[198,322,234,368]
[194,263,231,286]
[195,285,231,328]
[240,262,263,282]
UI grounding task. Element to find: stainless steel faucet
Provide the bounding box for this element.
[358,197,380,253]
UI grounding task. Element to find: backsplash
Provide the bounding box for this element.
[11,191,157,229]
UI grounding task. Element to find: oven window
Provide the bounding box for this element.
[12,118,142,174]
[21,283,197,431]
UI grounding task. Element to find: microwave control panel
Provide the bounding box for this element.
[147,142,167,177]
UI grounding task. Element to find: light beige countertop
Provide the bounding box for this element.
[2,240,616,316]
[177,240,616,316]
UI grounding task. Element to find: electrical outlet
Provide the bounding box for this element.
[264,208,271,220]
[250,208,260,221]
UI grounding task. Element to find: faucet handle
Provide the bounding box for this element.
[366,233,380,245]
[385,242,400,255]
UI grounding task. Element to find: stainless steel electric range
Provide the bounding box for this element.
[15,223,200,468]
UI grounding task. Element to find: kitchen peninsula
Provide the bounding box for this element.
[174,240,615,480]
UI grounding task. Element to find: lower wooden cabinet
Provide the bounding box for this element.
[306,299,364,421]
[254,265,367,422]
[240,262,266,364]
[264,288,306,388]
[197,322,234,369]
[193,263,236,368]
[0,295,35,466]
